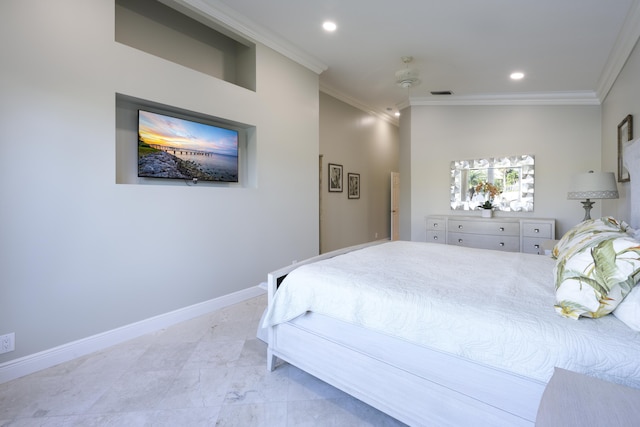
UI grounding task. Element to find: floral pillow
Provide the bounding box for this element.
[551,217,632,260]
[553,217,640,319]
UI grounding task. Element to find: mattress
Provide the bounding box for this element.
[263,241,640,387]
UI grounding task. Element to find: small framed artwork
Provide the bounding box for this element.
[348,173,360,199]
[618,114,633,182]
[328,163,343,192]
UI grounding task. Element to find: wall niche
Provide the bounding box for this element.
[115,0,256,91]
[115,93,257,187]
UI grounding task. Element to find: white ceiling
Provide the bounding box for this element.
[191,0,640,122]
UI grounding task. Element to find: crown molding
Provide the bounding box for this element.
[166,0,397,124]
[166,0,638,113]
[409,91,601,107]
[396,99,411,112]
[164,0,328,75]
[320,84,399,126]
[597,0,640,102]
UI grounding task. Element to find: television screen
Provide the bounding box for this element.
[137,109,239,183]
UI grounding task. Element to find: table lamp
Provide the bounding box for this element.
[567,171,619,221]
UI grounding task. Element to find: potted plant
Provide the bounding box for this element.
[475,181,500,217]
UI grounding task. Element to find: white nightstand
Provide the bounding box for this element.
[540,239,559,256]
[536,368,640,426]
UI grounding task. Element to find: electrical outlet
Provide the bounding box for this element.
[0,333,15,354]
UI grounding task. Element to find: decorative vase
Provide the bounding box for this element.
[481,208,493,218]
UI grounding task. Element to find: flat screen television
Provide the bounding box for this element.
[137,109,239,183]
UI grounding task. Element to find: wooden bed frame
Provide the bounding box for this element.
[264,241,547,426]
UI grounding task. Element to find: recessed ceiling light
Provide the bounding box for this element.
[322,21,337,32]
[395,112,401,117]
[510,72,525,80]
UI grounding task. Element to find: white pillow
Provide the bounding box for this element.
[614,285,640,331]
[627,227,640,241]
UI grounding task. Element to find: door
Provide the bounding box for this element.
[391,172,400,241]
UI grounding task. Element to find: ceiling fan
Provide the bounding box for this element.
[395,56,421,88]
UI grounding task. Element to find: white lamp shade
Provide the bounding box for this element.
[567,171,619,200]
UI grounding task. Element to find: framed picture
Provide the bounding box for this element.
[618,114,633,182]
[328,163,343,192]
[348,173,360,199]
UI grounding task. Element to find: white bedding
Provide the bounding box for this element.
[263,241,640,387]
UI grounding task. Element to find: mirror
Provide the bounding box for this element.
[450,155,535,212]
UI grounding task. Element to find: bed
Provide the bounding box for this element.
[260,223,640,426]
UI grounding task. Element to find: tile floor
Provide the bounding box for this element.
[0,294,405,426]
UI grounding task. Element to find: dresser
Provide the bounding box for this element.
[426,215,555,254]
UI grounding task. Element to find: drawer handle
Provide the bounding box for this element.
[499,227,505,232]
[433,236,438,240]
[499,242,505,247]
[458,239,463,243]
[534,228,540,233]
[458,225,463,229]
[433,223,439,227]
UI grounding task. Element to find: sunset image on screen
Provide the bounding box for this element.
[137,110,239,182]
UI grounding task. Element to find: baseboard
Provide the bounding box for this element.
[0,286,266,384]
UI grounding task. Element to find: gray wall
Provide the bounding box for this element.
[0,1,319,364]
[319,92,399,252]
[402,105,603,240]
[398,106,413,241]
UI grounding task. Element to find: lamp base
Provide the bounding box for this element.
[581,199,595,221]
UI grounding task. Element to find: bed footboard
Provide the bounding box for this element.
[264,240,387,369]
[262,239,545,426]
[269,315,543,426]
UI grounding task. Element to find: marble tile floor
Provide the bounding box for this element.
[0,294,406,426]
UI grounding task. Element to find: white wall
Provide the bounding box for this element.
[319,93,399,252]
[602,38,640,225]
[0,0,319,364]
[403,105,602,240]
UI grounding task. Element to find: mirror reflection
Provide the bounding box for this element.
[450,155,535,212]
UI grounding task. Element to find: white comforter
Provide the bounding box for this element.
[263,241,640,387]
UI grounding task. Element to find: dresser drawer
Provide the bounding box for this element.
[426,217,447,231]
[522,237,546,254]
[448,232,520,252]
[426,230,446,244]
[426,215,555,253]
[448,219,519,236]
[522,222,553,239]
